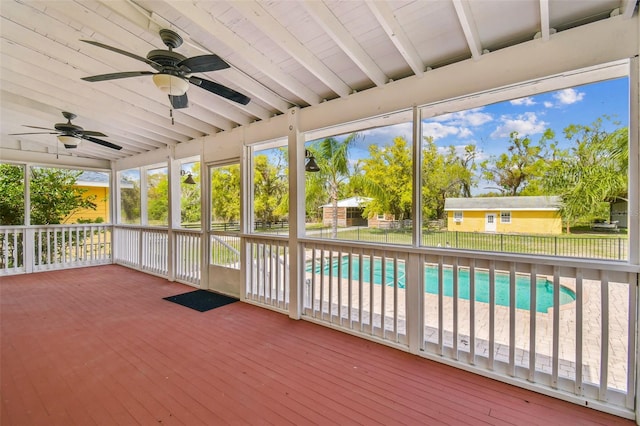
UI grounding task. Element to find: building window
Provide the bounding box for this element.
[500,211,511,223]
[454,212,463,222]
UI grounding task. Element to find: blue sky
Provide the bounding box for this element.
[349,77,629,162]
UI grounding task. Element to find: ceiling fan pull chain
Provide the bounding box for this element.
[170,108,174,125]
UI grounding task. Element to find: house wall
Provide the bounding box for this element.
[368,213,395,229]
[322,207,347,227]
[64,186,109,224]
[447,210,562,235]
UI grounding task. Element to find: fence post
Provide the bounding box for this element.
[619,238,622,260]
[554,236,558,256]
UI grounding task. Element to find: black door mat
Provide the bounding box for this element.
[163,289,238,312]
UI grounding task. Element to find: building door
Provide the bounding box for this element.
[485,213,497,232]
[207,162,241,297]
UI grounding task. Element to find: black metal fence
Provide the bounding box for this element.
[213,221,628,261]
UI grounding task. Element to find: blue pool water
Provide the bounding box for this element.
[308,257,576,313]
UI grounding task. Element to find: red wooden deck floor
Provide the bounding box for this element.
[1,265,633,425]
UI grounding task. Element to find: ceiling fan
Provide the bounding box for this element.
[80,29,251,109]
[9,111,122,150]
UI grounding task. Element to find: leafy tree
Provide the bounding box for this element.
[0,164,25,225]
[447,144,478,198]
[147,169,168,225]
[543,119,627,232]
[361,136,412,223]
[310,133,361,238]
[480,130,552,195]
[211,164,240,223]
[253,153,288,225]
[29,167,96,225]
[181,163,201,226]
[120,175,141,224]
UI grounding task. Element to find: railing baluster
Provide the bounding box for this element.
[552,266,560,389]
[575,268,583,395]
[452,258,459,360]
[528,264,537,382]
[488,261,495,368]
[599,270,609,401]
[509,263,516,376]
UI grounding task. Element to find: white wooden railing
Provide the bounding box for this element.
[0,224,111,275]
[175,229,201,286]
[114,225,201,286]
[243,236,638,418]
[302,241,408,346]
[244,235,289,312]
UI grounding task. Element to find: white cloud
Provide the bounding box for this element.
[431,108,493,127]
[553,88,585,105]
[510,97,536,106]
[361,122,412,140]
[422,122,466,140]
[490,112,548,138]
[458,127,473,138]
[543,101,554,108]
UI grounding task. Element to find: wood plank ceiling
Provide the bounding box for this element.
[0,0,636,163]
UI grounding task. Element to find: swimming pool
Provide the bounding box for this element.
[307,256,576,313]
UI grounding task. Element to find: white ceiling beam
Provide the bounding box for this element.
[539,0,551,41]
[108,0,322,106]
[231,1,351,98]
[301,0,388,88]
[452,0,483,59]
[0,147,112,169]
[366,1,424,77]
[621,0,637,19]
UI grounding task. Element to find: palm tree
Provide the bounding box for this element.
[308,133,360,239]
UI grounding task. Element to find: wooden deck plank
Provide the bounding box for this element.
[1,265,634,425]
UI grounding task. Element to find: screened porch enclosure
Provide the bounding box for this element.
[1,3,639,423]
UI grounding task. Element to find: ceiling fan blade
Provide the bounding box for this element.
[23,125,57,131]
[82,135,122,150]
[178,55,230,73]
[82,71,155,82]
[188,76,250,105]
[168,94,189,109]
[9,132,59,135]
[81,130,108,137]
[80,40,163,70]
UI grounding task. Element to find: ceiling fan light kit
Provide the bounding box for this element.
[152,73,189,96]
[57,135,81,148]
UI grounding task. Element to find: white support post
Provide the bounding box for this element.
[24,164,33,273]
[412,105,422,247]
[288,107,304,320]
[167,149,178,282]
[629,54,640,425]
[240,144,253,301]
[111,162,119,264]
[200,156,210,290]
